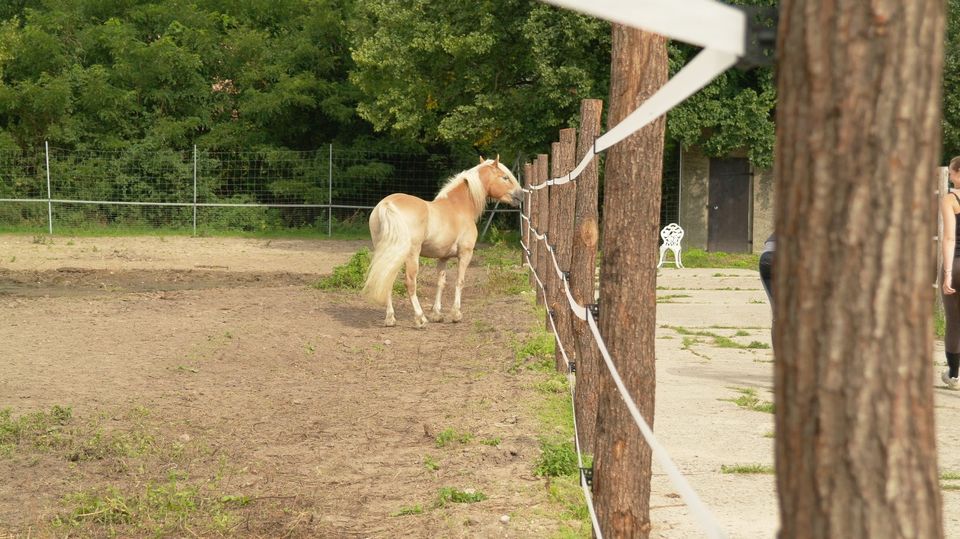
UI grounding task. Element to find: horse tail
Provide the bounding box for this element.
[363,201,410,304]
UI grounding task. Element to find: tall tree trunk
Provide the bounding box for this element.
[592,24,667,538]
[774,2,944,538]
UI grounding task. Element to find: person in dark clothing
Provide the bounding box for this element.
[759,234,775,313]
[941,156,960,389]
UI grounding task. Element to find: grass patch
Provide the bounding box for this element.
[391,504,424,517]
[423,455,440,471]
[668,326,770,351]
[723,388,775,414]
[536,374,569,394]
[534,440,578,478]
[510,327,556,372]
[941,471,960,481]
[721,463,774,475]
[3,405,249,536]
[1,220,374,241]
[681,249,760,269]
[479,437,501,447]
[478,242,528,295]
[53,472,248,534]
[656,294,691,303]
[0,405,73,456]
[435,487,487,507]
[435,428,473,448]
[313,248,405,295]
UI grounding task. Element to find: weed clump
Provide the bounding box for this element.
[314,248,405,295]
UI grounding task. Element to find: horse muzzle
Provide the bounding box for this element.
[509,191,523,207]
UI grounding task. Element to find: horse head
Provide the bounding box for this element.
[477,155,523,207]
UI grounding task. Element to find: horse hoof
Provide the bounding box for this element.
[428,311,444,323]
[450,311,462,323]
[415,317,428,329]
[384,316,396,327]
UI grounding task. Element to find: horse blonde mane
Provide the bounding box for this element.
[434,161,490,221]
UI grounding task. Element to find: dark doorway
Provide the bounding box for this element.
[707,158,751,252]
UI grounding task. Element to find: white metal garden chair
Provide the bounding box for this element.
[657,223,685,268]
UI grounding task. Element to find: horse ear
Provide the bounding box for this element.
[478,156,485,164]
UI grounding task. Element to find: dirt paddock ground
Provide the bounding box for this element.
[0,234,570,538]
[2,234,960,538]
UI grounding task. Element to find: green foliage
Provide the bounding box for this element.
[435,487,487,507]
[720,463,774,475]
[350,0,610,157]
[313,248,407,294]
[534,440,578,477]
[434,427,473,448]
[0,405,73,455]
[313,249,372,291]
[391,504,423,516]
[667,0,777,168]
[480,241,528,295]
[679,248,760,269]
[422,455,440,471]
[511,329,556,372]
[54,473,248,534]
[945,0,960,162]
[724,387,775,414]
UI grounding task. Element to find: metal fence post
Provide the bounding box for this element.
[328,143,333,236]
[45,141,52,234]
[192,145,198,236]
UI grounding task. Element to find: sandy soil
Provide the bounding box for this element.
[0,234,572,538]
[2,235,957,538]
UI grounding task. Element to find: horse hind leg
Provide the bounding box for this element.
[428,259,447,322]
[384,289,396,327]
[405,253,428,328]
[450,248,474,323]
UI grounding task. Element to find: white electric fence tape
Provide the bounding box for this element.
[541,0,746,56]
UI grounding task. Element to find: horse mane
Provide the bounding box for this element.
[434,161,490,221]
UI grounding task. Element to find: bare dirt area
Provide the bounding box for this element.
[0,234,577,538]
[5,234,959,538]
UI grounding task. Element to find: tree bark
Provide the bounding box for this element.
[522,162,533,272]
[534,154,549,306]
[550,129,578,371]
[774,2,944,538]
[571,99,603,453]
[592,25,667,538]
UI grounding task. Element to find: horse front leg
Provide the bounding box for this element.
[451,248,473,323]
[405,254,428,328]
[428,258,447,322]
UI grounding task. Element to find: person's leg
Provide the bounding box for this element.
[759,250,774,309]
[942,267,960,383]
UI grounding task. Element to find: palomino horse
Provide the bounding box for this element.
[362,156,523,327]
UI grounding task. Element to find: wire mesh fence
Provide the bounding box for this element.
[0,143,679,237]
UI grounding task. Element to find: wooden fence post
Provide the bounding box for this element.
[570,99,603,452]
[547,142,562,334]
[592,25,667,537]
[551,129,578,371]
[535,154,550,309]
[530,158,543,305]
[523,162,533,275]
